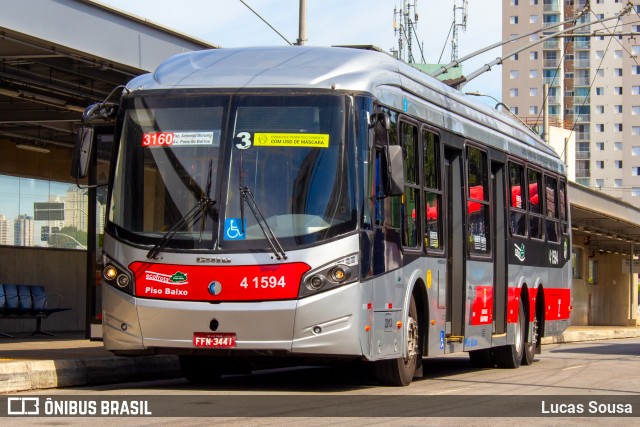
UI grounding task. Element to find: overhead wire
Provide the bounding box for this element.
[438,22,455,64]
[546,7,627,160]
[532,23,571,131]
[238,0,293,46]
[588,10,639,65]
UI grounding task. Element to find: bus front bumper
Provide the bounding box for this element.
[102,282,366,357]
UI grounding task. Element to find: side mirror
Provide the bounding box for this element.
[383,145,404,197]
[370,112,391,130]
[71,126,94,179]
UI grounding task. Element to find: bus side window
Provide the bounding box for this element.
[423,129,443,252]
[466,146,491,256]
[528,168,544,240]
[545,175,560,243]
[559,179,568,234]
[400,121,420,248]
[508,162,527,236]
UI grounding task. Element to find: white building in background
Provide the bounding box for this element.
[0,214,11,245]
[65,186,88,232]
[502,0,640,202]
[14,214,34,246]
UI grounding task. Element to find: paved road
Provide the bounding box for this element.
[5,338,640,425]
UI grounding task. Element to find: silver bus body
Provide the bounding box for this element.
[101,46,570,374]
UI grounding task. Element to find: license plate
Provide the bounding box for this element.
[193,332,236,348]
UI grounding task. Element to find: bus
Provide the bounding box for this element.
[74,46,571,386]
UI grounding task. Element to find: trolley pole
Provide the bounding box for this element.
[297,0,307,46]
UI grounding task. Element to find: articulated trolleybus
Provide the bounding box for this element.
[76,46,571,386]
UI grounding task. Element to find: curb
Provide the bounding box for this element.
[541,328,640,345]
[0,355,180,394]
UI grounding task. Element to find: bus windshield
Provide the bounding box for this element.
[108,92,357,252]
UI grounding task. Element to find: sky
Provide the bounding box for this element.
[96,0,503,103]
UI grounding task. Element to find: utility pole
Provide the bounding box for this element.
[543,83,549,143]
[297,0,307,46]
[392,0,422,63]
[451,0,468,62]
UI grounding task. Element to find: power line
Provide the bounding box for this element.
[561,10,624,160]
[238,0,292,46]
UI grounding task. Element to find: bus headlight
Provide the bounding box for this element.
[102,256,134,295]
[103,265,117,281]
[306,275,326,291]
[330,266,351,282]
[299,254,359,298]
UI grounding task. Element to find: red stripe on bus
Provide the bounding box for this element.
[506,287,571,323]
[129,261,310,302]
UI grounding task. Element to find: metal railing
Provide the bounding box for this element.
[575,168,591,178]
[576,131,591,141]
[543,59,561,68]
[546,95,561,105]
[574,59,590,68]
[574,40,591,49]
[543,20,562,28]
[573,96,590,105]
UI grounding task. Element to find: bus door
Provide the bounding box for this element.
[464,146,494,350]
[444,147,465,343]
[492,161,508,335]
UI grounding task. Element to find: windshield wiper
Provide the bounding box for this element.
[146,197,215,260]
[239,186,287,260]
[199,159,214,242]
[147,159,216,260]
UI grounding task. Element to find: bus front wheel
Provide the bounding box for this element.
[374,295,419,386]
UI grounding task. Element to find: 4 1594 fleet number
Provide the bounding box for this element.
[240,276,286,289]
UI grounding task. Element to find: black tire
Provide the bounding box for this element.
[494,299,525,369]
[374,295,419,386]
[521,310,538,366]
[179,355,223,384]
[469,348,494,368]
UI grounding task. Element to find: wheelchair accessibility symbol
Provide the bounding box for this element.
[224,218,246,240]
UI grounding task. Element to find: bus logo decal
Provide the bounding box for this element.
[144,271,189,285]
[208,281,222,296]
[514,243,526,262]
[170,272,188,283]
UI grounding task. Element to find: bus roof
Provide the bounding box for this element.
[127,46,564,173]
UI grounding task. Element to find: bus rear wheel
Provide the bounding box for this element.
[374,295,419,386]
[494,300,525,369]
[521,311,539,366]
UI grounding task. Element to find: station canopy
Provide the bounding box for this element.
[570,182,640,256]
[0,0,216,152]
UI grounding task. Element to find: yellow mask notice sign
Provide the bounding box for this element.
[254,133,329,148]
